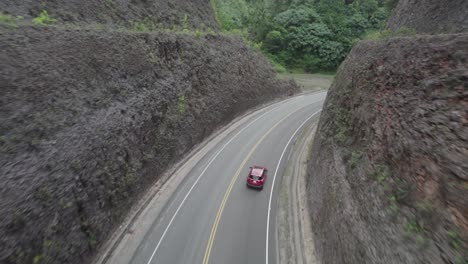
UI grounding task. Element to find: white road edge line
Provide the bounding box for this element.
[146,99,296,264]
[265,110,322,264]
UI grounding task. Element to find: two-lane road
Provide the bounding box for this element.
[106,91,327,264]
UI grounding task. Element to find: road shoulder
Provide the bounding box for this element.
[93,94,302,264]
[277,116,319,264]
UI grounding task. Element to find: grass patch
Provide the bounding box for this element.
[404,217,428,247]
[121,162,138,194]
[447,230,463,250]
[393,177,414,202]
[404,218,425,234]
[87,230,97,248]
[284,68,336,75]
[288,68,306,74]
[148,51,158,64]
[177,95,186,114]
[372,164,396,212]
[36,187,52,202]
[70,159,81,171]
[33,10,57,26]
[33,255,44,264]
[348,150,363,170]
[182,14,189,32]
[267,57,286,73]
[94,23,107,31]
[334,108,350,143]
[0,12,21,28]
[130,21,149,32]
[372,164,391,183]
[415,200,433,215]
[194,30,203,39]
[365,27,417,40]
[387,194,398,213]
[122,163,136,188]
[0,135,6,145]
[372,164,413,200]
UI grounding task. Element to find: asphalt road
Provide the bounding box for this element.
[109,92,326,264]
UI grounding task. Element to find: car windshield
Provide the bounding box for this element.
[249,175,261,180]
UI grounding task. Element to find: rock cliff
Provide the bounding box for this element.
[386,0,468,34]
[0,3,296,263]
[307,2,468,263]
[0,0,217,30]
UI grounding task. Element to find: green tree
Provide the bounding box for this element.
[215,0,392,72]
[352,0,379,19]
[264,30,284,53]
[274,6,322,28]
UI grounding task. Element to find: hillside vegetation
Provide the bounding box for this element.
[212,0,394,72]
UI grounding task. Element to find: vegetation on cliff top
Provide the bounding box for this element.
[212,0,396,73]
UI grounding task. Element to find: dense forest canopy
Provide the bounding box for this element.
[213,0,397,72]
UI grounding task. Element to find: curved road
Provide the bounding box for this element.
[104,91,327,264]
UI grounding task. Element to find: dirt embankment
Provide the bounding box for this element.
[306,33,468,263]
[0,25,297,264]
[386,0,468,34]
[0,0,217,30]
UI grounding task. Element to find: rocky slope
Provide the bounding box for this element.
[306,33,468,263]
[0,23,296,264]
[386,0,468,34]
[0,0,217,30]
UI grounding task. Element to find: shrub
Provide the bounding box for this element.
[404,217,426,234]
[182,14,189,30]
[334,108,350,142]
[302,55,323,73]
[0,13,18,28]
[177,95,186,114]
[385,0,400,11]
[348,150,363,169]
[207,27,216,35]
[373,164,391,182]
[263,30,284,53]
[130,21,148,32]
[447,230,462,250]
[195,30,203,38]
[32,10,57,26]
[272,62,287,73]
[265,55,287,73]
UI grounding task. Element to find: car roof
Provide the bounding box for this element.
[251,167,264,176]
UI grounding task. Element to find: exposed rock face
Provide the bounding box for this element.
[0,0,217,30]
[0,26,297,264]
[386,0,468,34]
[306,34,468,263]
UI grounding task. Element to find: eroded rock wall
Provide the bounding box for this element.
[306,34,468,263]
[386,0,468,34]
[0,26,296,264]
[0,0,217,30]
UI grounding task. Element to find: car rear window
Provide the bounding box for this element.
[249,175,261,180]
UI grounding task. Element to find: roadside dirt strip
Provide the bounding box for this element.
[278,115,320,264]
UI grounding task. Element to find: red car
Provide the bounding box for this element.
[246,166,268,190]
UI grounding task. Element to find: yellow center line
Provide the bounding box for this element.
[202,106,305,264]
